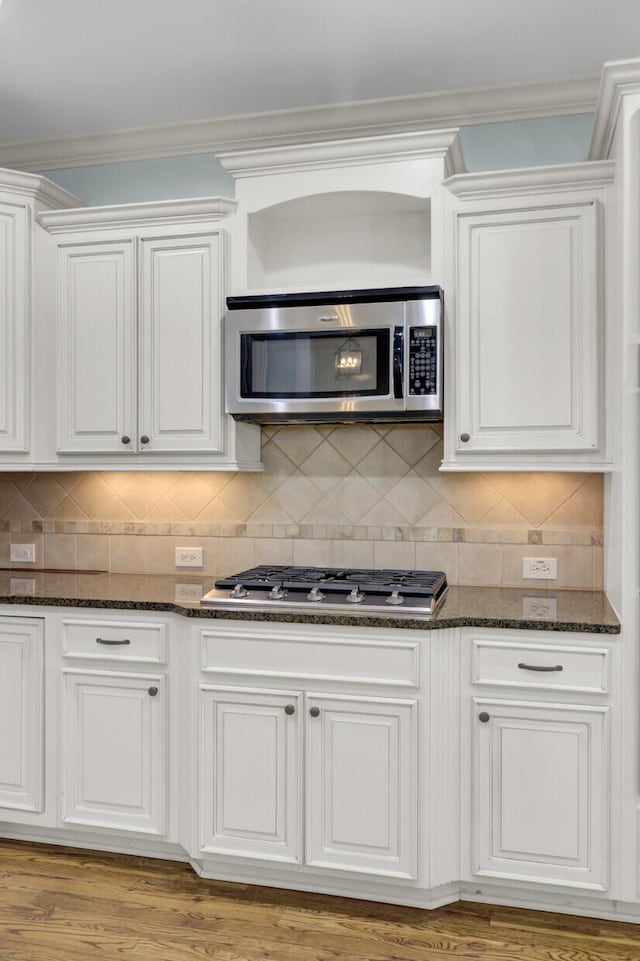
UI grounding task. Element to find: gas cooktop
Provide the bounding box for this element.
[201,565,448,617]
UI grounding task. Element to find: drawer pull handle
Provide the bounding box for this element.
[96,638,131,646]
[284,704,295,716]
[309,706,320,718]
[148,686,159,697]
[517,662,563,673]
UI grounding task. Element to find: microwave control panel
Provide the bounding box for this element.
[408,326,438,395]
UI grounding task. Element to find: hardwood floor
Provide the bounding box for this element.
[1,841,640,961]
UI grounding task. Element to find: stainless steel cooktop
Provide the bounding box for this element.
[201,565,448,618]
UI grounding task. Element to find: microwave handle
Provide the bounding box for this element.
[393,326,404,398]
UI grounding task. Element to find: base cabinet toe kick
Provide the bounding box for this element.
[0,610,632,920]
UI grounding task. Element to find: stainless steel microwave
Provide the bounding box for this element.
[224,286,443,424]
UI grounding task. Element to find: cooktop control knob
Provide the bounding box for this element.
[307,587,325,602]
[268,584,286,600]
[231,584,248,599]
[346,587,365,604]
[385,589,405,605]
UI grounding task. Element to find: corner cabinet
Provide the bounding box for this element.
[37,199,261,471]
[0,171,78,465]
[442,163,615,471]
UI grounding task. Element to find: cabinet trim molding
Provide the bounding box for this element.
[37,197,237,233]
[445,160,614,199]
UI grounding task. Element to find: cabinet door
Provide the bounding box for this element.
[0,201,29,452]
[472,698,609,889]
[200,686,302,862]
[56,240,136,452]
[455,202,599,453]
[62,670,166,834]
[139,233,224,453]
[0,617,43,814]
[306,694,417,879]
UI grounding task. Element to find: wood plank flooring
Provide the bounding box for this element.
[0,840,639,961]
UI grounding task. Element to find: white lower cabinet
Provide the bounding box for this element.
[62,670,167,835]
[0,617,44,816]
[199,684,418,880]
[471,698,609,889]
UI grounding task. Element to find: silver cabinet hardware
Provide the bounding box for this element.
[309,706,320,718]
[478,711,490,723]
[460,432,470,442]
[148,686,159,697]
[140,435,150,445]
[517,663,564,673]
[121,435,130,445]
[284,704,295,716]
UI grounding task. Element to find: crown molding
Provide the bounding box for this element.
[0,74,599,173]
[218,129,465,179]
[37,196,237,233]
[589,58,640,160]
[0,165,81,208]
[444,160,615,200]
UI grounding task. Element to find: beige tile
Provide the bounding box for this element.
[332,539,374,568]
[501,544,594,590]
[50,496,90,520]
[254,538,294,566]
[543,475,604,528]
[458,543,502,586]
[110,535,150,574]
[385,473,441,525]
[415,542,459,582]
[0,478,19,515]
[418,499,466,528]
[300,499,350,525]
[271,426,323,466]
[299,440,351,493]
[358,501,409,526]
[593,546,603,590]
[481,499,529,526]
[69,473,122,517]
[217,538,255,573]
[355,441,410,494]
[372,541,416,570]
[22,475,66,516]
[437,475,502,526]
[268,473,323,523]
[292,538,333,567]
[2,493,41,522]
[384,425,440,466]
[504,473,588,527]
[327,426,379,466]
[97,495,137,522]
[76,535,110,572]
[327,473,380,523]
[43,533,77,570]
[165,474,221,519]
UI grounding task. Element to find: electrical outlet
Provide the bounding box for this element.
[175,547,204,568]
[522,596,557,619]
[10,543,36,563]
[522,557,557,580]
[10,577,35,596]
[175,582,204,603]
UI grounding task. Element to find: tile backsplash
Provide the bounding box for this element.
[0,425,603,588]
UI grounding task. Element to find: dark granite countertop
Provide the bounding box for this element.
[0,571,620,634]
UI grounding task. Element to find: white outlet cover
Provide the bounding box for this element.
[175,547,204,568]
[522,556,557,579]
[10,543,36,563]
[522,596,557,619]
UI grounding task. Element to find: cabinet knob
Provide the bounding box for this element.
[121,435,131,445]
[478,711,490,723]
[460,432,470,443]
[309,706,320,718]
[284,704,295,716]
[140,435,150,445]
[148,686,159,697]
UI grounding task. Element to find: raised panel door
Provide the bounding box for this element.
[139,233,224,453]
[472,698,609,889]
[62,670,166,834]
[456,202,599,452]
[200,686,302,862]
[56,240,136,452]
[0,201,29,452]
[306,694,417,879]
[0,617,44,814]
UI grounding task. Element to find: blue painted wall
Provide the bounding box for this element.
[40,113,595,206]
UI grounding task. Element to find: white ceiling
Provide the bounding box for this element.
[0,0,639,147]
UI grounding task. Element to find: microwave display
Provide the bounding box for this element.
[240,329,390,399]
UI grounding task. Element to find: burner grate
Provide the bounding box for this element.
[215,565,447,598]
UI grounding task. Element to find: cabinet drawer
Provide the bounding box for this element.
[201,625,419,687]
[62,618,167,664]
[471,639,609,693]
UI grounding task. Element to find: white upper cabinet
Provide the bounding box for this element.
[38,198,262,471]
[443,163,615,471]
[218,130,464,296]
[0,170,79,464]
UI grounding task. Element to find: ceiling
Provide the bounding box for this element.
[0,0,639,148]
